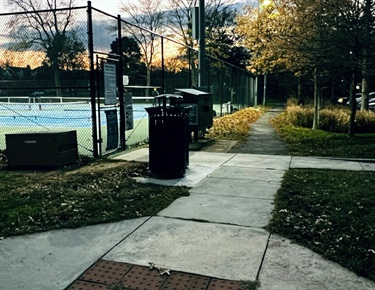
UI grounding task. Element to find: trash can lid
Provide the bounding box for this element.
[152,94,183,108]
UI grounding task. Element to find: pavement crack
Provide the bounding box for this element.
[256,232,272,281]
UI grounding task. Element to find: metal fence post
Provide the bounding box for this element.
[188,47,192,88]
[219,62,223,116]
[87,0,98,158]
[117,15,126,150]
[161,37,165,94]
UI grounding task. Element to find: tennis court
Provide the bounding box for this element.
[0,102,149,128]
[0,101,150,156]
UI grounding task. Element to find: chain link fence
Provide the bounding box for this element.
[0,6,94,156]
[0,1,257,158]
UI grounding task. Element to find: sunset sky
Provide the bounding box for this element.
[0,0,251,68]
[0,0,123,15]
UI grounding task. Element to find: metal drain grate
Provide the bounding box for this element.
[66,280,109,290]
[78,260,132,284]
[207,278,243,290]
[160,272,210,290]
[121,265,168,290]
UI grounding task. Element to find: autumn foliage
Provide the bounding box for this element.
[205,107,265,140]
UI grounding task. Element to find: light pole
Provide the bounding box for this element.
[198,0,207,88]
[258,0,271,106]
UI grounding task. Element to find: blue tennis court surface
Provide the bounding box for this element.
[0,103,149,128]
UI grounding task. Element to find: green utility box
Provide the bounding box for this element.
[5,130,78,167]
[175,88,213,140]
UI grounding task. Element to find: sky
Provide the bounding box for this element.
[1,0,254,15]
[77,0,123,15]
[0,0,124,15]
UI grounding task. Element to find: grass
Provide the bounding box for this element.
[268,169,375,281]
[272,106,375,159]
[0,159,190,238]
[268,103,375,281]
[276,125,375,158]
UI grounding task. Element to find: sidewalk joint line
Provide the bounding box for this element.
[256,232,272,281]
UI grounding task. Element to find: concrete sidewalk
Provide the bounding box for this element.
[1,149,374,290]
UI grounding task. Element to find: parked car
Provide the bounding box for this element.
[345,92,375,109]
[356,92,375,109]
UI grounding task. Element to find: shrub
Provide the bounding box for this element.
[319,107,350,133]
[278,103,375,133]
[355,111,375,133]
[285,105,314,128]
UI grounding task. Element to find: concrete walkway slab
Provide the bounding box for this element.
[210,166,286,181]
[223,154,291,170]
[158,193,274,227]
[188,151,235,163]
[0,218,148,290]
[360,162,375,171]
[190,176,280,199]
[290,157,363,171]
[258,235,375,290]
[104,216,269,281]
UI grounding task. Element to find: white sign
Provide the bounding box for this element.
[104,63,117,105]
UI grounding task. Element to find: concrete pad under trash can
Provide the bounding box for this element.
[258,235,375,290]
[132,152,236,187]
[104,216,269,281]
[134,162,231,187]
[0,218,148,290]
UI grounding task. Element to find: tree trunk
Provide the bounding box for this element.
[361,75,369,111]
[331,77,335,104]
[53,67,62,97]
[348,69,358,137]
[361,0,371,112]
[297,75,304,105]
[145,63,151,97]
[312,67,320,130]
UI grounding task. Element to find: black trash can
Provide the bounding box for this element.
[145,94,190,179]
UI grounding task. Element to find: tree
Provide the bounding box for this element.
[358,0,375,111]
[109,36,146,80]
[236,1,319,117]
[317,0,375,134]
[236,0,375,135]
[120,0,166,88]
[7,0,86,96]
[166,0,250,84]
[204,1,250,68]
